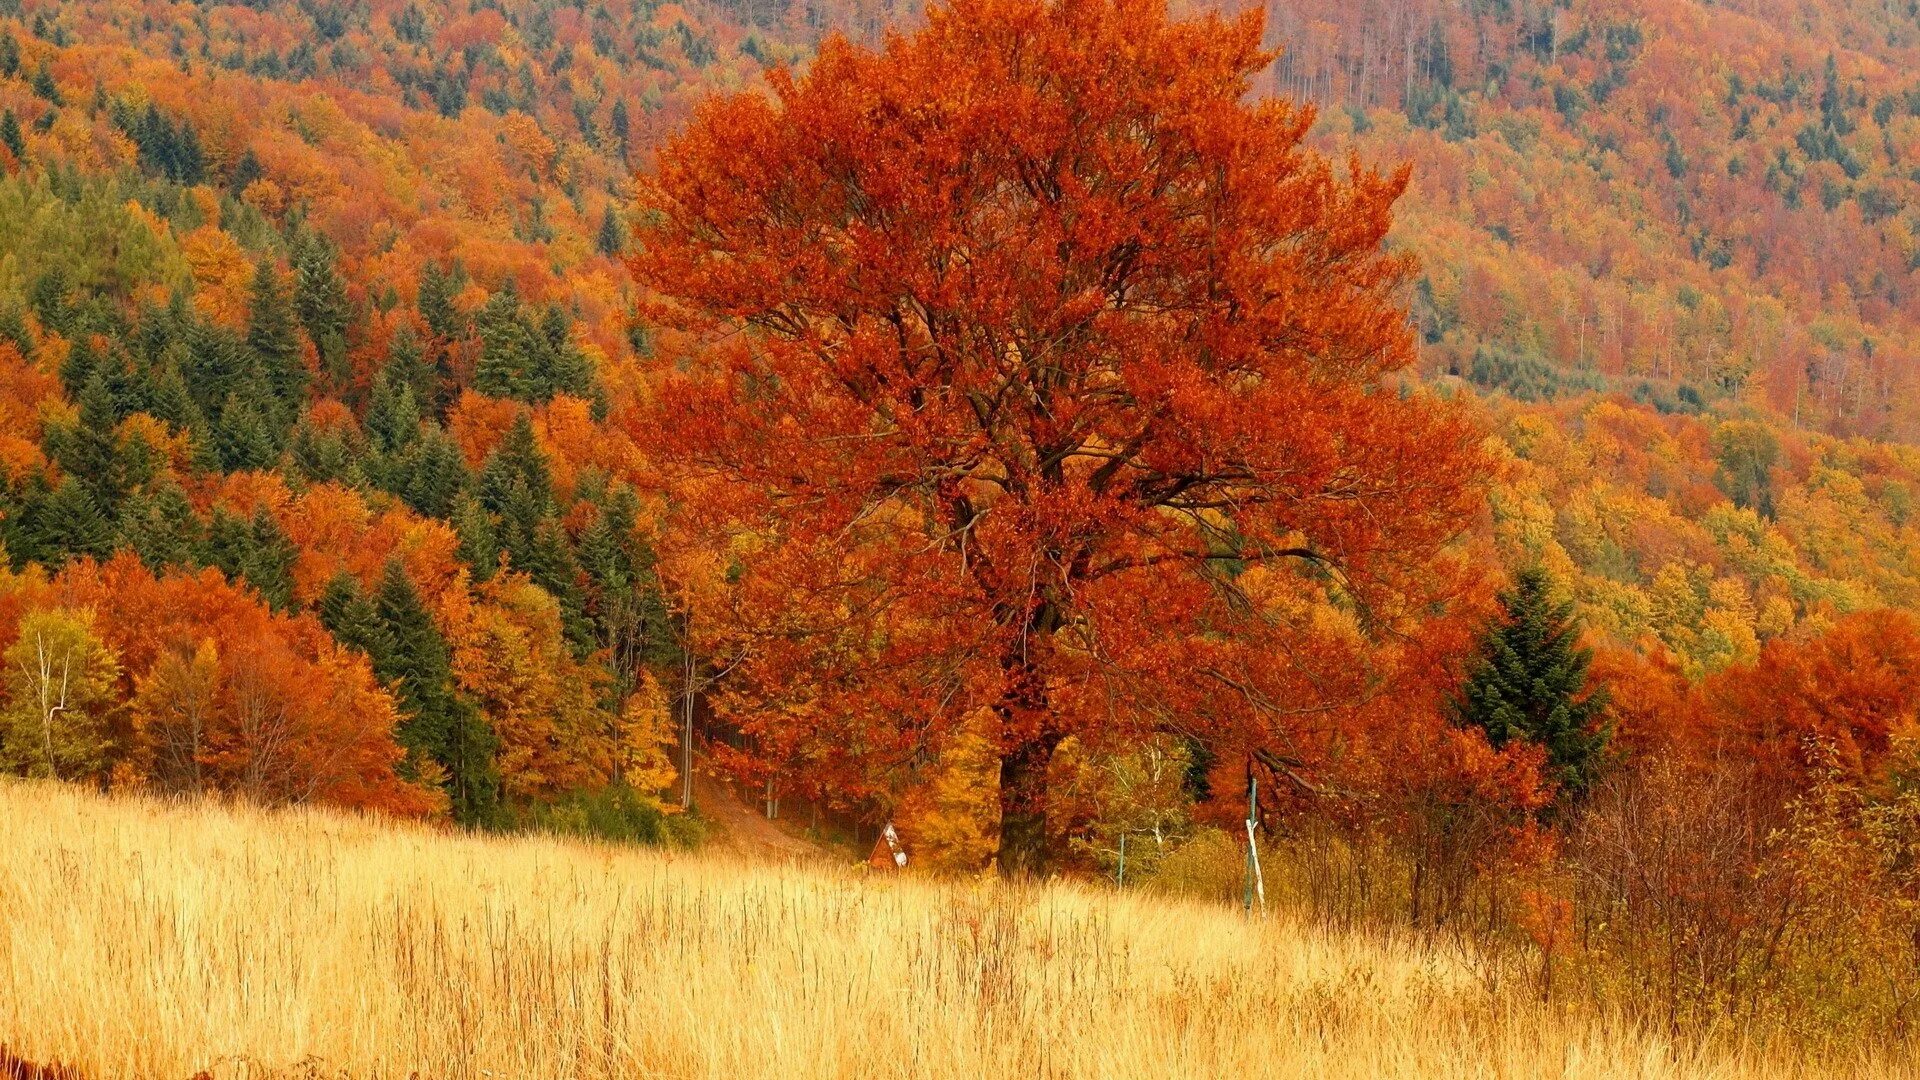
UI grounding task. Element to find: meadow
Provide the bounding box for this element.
[0,779,1909,1080]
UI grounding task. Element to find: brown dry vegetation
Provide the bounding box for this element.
[0,779,1910,1080]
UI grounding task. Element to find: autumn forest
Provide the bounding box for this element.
[3,0,1920,1071]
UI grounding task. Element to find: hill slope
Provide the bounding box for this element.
[0,778,1904,1079]
[1266,0,1920,437]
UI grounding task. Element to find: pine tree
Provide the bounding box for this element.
[478,414,552,516]
[609,98,630,150]
[228,148,262,193]
[398,425,467,519]
[293,234,352,389]
[316,571,392,663]
[183,321,251,417]
[146,361,205,438]
[31,476,115,564]
[451,492,498,580]
[52,375,129,512]
[246,259,306,419]
[203,507,297,611]
[29,61,60,106]
[1456,566,1611,801]
[474,284,532,399]
[363,369,422,455]
[0,31,19,80]
[383,324,439,414]
[287,413,361,486]
[119,479,202,572]
[373,559,499,824]
[533,304,594,398]
[213,389,280,472]
[417,261,465,340]
[0,110,23,163]
[596,205,623,256]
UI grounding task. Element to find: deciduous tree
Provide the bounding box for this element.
[631,0,1484,872]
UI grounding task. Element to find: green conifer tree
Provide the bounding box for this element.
[398,425,468,519]
[418,261,465,340]
[0,110,23,163]
[203,507,297,611]
[316,571,392,663]
[451,492,499,580]
[31,476,115,564]
[246,259,306,420]
[474,284,533,399]
[373,559,499,824]
[119,479,203,572]
[213,390,280,472]
[293,234,352,390]
[596,205,623,256]
[1456,566,1612,802]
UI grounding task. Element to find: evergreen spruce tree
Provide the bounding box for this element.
[1456,566,1612,801]
[145,361,205,437]
[596,205,623,256]
[228,148,262,193]
[363,369,423,455]
[533,304,594,399]
[373,559,499,824]
[417,261,465,340]
[31,476,115,564]
[183,321,250,416]
[398,425,467,519]
[474,284,533,399]
[316,571,392,662]
[383,324,439,413]
[0,31,19,80]
[245,259,306,420]
[579,484,672,689]
[292,234,352,389]
[53,375,129,512]
[286,413,361,486]
[450,492,499,580]
[29,61,60,106]
[478,414,552,516]
[119,479,203,572]
[203,507,297,611]
[609,98,629,149]
[0,109,23,162]
[213,390,280,472]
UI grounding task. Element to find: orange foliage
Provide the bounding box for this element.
[631,0,1485,868]
[0,556,434,815]
[1707,609,1920,785]
[0,344,60,482]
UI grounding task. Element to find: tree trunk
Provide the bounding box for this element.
[996,731,1061,877]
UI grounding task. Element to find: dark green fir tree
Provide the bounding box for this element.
[1456,565,1612,802]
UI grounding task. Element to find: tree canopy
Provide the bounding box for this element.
[632,0,1485,871]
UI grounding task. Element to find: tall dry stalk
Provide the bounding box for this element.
[0,780,1904,1079]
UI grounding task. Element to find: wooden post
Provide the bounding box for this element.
[1244,759,1265,915]
[681,646,695,811]
[1116,832,1127,888]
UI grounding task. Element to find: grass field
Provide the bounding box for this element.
[0,779,1907,1079]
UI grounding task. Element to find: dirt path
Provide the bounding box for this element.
[689,765,827,862]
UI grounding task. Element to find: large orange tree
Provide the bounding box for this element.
[631,0,1485,872]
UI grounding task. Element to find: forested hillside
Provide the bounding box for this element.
[4,0,1920,1053]
[0,0,1915,825]
[0,0,808,821]
[1268,0,1920,437]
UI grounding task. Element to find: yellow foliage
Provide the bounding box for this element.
[180,225,254,329]
[895,711,1000,870]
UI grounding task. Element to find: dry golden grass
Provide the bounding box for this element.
[0,779,1906,1080]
